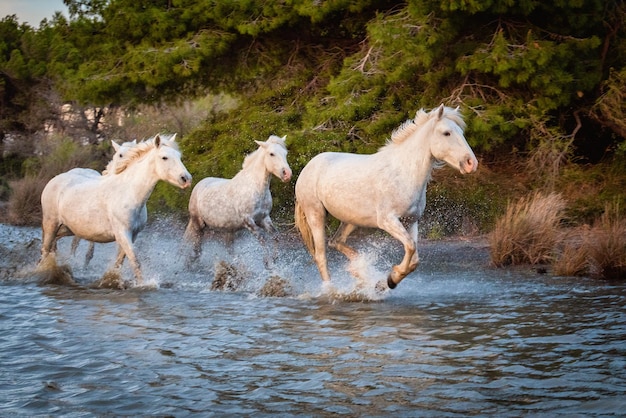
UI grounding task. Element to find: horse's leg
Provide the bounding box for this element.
[244,217,274,268]
[263,218,280,267]
[329,222,358,260]
[114,233,143,284]
[70,236,80,256]
[408,221,420,268]
[113,245,126,269]
[84,242,95,267]
[379,217,418,289]
[41,220,61,261]
[307,208,332,283]
[183,216,204,262]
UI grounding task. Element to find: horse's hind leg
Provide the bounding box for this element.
[40,220,61,261]
[70,237,80,256]
[307,209,332,283]
[84,242,95,267]
[329,222,358,260]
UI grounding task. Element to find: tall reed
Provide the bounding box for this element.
[490,192,565,266]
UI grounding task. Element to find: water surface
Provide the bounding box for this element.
[1,224,624,416]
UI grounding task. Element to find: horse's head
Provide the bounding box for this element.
[104,139,138,175]
[152,134,192,189]
[255,135,292,182]
[425,105,477,174]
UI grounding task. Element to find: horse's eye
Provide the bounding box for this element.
[118,153,123,158]
[443,131,451,137]
[162,156,168,160]
[269,153,275,157]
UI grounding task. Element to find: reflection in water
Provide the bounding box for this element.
[1,224,625,416]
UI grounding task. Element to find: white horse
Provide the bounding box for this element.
[41,135,192,284]
[68,139,139,266]
[67,135,176,266]
[184,135,292,264]
[294,105,478,290]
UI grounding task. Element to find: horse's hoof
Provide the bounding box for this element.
[387,276,397,290]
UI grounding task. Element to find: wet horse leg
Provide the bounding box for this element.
[379,217,418,289]
[244,217,274,268]
[307,209,332,283]
[260,216,279,267]
[40,220,62,261]
[329,222,358,260]
[183,216,205,262]
[84,242,95,267]
[114,232,143,284]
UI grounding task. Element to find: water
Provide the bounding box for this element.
[1,223,625,416]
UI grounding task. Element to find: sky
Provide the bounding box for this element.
[0,0,68,26]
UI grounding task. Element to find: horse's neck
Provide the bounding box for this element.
[234,155,271,192]
[114,154,159,206]
[379,134,434,188]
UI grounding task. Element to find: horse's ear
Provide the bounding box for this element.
[154,134,161,147]
[437,104,445,119]
[255,140,267,148]
[131,139,137,145]
[170,133,177,142]
[112,141,120,152]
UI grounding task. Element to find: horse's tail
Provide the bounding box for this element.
[294,200,315,256]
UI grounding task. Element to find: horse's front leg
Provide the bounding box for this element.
[114,232,143,285]
[244,217,273,268]
[380,217,418,289]
[260,216,279,267]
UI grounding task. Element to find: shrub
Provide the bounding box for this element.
[6,137,99,226]
[490,192,566,266]
[586,202,626,280]
[553,228,589,277]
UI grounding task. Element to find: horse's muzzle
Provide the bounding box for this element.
[460,155,478,174]
[180,174,193,188]
[281,168,292,183]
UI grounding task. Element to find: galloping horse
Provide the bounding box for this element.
[68,139,139,266]
[294,105,478,290]
[67,135,176,266]
[40,135,192,284]
[184,135,292,264]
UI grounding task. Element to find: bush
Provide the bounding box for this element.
[490,192,565,266]
[586,202,626,280]
[553,228,589,277]
[6,137,100,226]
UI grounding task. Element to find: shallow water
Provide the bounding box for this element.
[1,223,625,416]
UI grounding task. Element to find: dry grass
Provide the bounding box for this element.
[553,228,589,277]
[490,192,566,266]
[585,202,626,280]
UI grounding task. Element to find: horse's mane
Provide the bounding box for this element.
[242,135,287,169]
[113,136,179,174]
[381,106,466,150]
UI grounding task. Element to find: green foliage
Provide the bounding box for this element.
[2,0,626,226]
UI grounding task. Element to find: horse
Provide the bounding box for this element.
[184,135,292,265]
[294,105,478,290]
[40,134,192,284]
[68,139,139,266]
[67,135,176,266]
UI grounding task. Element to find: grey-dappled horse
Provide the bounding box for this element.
[184,135,292,266]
